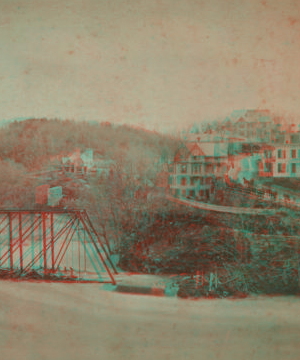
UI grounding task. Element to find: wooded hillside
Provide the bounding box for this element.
[0,118,178,208]
[0,118,178,173]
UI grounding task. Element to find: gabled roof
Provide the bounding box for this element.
[177,142,229,158]
[222,117,233,125]
[185,142,206,156]
[231,109,247,119]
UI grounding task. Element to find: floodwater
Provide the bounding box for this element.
[0,282,299,360]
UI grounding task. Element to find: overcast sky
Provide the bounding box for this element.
[0,0,300,132]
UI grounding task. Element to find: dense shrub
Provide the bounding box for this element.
[177,251,300,298]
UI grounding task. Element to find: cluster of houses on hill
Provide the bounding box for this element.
[168,110,300,202]
[48,148,116,177]
[36,148,160,207]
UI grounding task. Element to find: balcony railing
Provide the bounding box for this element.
[264,157,276,163]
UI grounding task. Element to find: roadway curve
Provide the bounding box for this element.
[166,195,276,215]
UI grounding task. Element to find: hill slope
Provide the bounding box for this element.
[0,118,178,172]
[0,118,178,207]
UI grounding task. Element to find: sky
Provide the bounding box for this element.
[0,0,300,133]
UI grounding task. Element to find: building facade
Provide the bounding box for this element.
[233,111,275,142]
[259,144,300,177]
[169,142,228,199]
[49,149,116,177]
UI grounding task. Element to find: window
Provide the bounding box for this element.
[205,164,213,174]
[292,149,296,159]
[191,177,200,185]
[199,190,204,197]
[168,176,173,185]
[193,164,199,174]
[264,163,272,173]
[181,165,187,173]
[278,163,286,173]
[205,178,211,185]
[181,177,187,186]
[264,150,272,159]
[189,190,195,197]
[292,134,299,143]
[181,189,186,196]
[278,149,286,159]
[292,163,296,174]
[278,149,282,159]
[282,163,286,172]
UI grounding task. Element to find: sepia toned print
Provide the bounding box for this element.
[0,0,300,359]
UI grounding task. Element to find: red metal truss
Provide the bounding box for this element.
[0,209,116,284]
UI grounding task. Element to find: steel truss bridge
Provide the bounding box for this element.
[0,209,117,284]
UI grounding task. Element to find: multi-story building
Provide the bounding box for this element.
[259,143,300,177]
[222,117,234,136]
[169,142,228,199]
[233,110,275,142]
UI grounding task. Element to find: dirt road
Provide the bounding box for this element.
[167,195,276,215]
[0,282,299,360]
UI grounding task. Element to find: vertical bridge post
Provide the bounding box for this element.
[9,213,13,270]
[51,213,54,270]
[19,213,23,271]
[43,212,47,271]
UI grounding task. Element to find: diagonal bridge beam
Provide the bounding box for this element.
[0,209,116,284]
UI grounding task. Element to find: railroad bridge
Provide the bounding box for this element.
[0,209,117,284]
